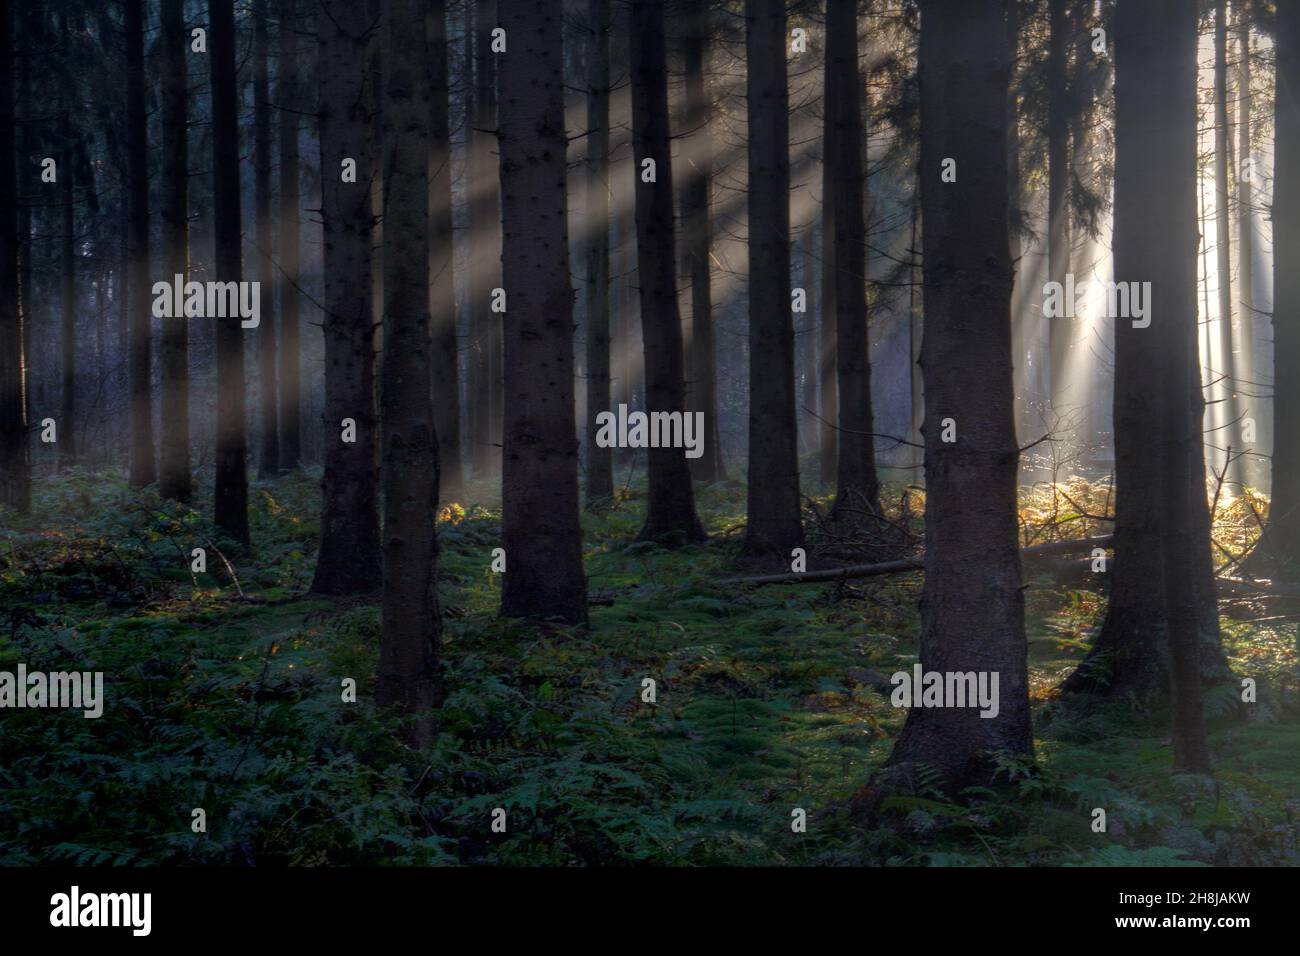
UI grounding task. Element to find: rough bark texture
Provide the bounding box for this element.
[584,0,614,503]
[825,0,881,520]
[680,0,724,486]
[468,0,502,478]
[0,0,29,512]
[1249,1,1300,576]
[1046,0,1072,425]
[429,0,462,503]
[377,0,443,746]
[818,115,838,487]
[1061,0,1230,700]
[278,0,302,470]
[159,0,191,501]
[739,0,803,566]
[126,0,154,488]
[311,0,382,596]
[856,0,1031,814]
[254,0,279,479]
[498,0,589,624]
[630,0,704,546]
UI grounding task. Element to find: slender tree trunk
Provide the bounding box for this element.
[818,119,838,486]
[377,0,443,746]
[680,0,724,486]
[856,0,1031,813]
[1007,0,1027,444]
[0,0,29,512]
[428,0,463,504]
[498,0,588,623]
[159,0,191,501]
[59,115,77,470]
[278,0,302,470]
[1247,0,1300,577]
[254,0,279,479]
[800,228,819,454]
[311,0,382,595]
[126,0,155,488]
[469,0,502,478]
[1047,0,1072,426]
[1214,0,1240,486]
[15,1,33,484]
[737,0,802,565]
[630,0,704,545]
[1062,0,1230,699]
[826,0,881,520]
[210,0,249,543]
[1236,11,1256,489]
[584,0,614,503]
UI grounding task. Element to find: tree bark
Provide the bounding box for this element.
[630,0,705,546]
[1214,0,1241,486]
[498,0,589,624]
[377,0,443,746]
[825,0,881,520]
[311,0,382,595]
[584,0,614,503]
[856,0,1031,814]
[159,0,191,501]
[278,0,302,470]
[0,0,29,512]
[59,110,77,470]
[126,0,154,488]
[1235,10,1256,489]
[739,0,803,566]
[254,0,279,479]
[1047,0,1072,426]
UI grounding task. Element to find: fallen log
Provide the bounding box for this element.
[719,534,1115,587]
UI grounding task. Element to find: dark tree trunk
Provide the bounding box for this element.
[159,0,191,501]
[680,0,724,486]
[584,0,614,503]
[311,0,382,595]
[1214,0,1240,486]
[278,0,302,470]
[825,0,881,520]
[818,132,837,486]
[629,0,704,546]
[856,0,1031,813]
[126,0,154,488]
[429,0,463,504]
[210,0,249,543]
[1061,0,1230,700]
[739,0,802,566]
[1236,11,1256,489]
[498,0,588,623]
[468,0,502,478]
[800,228,819,454]
[254,0,279,479]
[1006,0,1027,443]
[0,0,29,512]
[377,0,443,746]
[1047,0,1071,424]
[1247,1,1300,576]
[59,117,77,470]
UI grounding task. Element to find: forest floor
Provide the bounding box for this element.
[1,466,1297,866]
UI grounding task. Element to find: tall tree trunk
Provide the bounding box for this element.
[680,0,724,486]
[0,0,29,512]
[856,0,1031,813]
[429,0,463,504]
[1247,0,1300,577]
[1047,0,1072,426]
[826,0,881,520]
[254,0,279,479]
[468,0,502,478]
[1214,0,1241,486]
[15,1,33,485]
[498,0,589,623]
[377,0,443,745]
[210,0,249,543]
[126,0,155,488]
[59,114,77,470]
[1235,10,1256,489]
[278,0,302,470]
[159,0,191,501]
[630,0,704,545]
[1006,0,1027,444]
[818,120,838,486]
[585,0,614,503]
[311,0,382,595]
[1062,0,1230,699]
[738,0,802,566]
[800,228,819,454]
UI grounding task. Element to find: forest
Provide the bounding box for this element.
[0,0,1296,874]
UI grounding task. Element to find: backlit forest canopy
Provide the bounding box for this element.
[0,0,1296,867]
